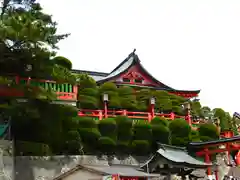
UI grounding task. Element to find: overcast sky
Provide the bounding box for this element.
[40,0,240,114]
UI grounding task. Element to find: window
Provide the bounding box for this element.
[123,78,130,83]
[134,79,143,84]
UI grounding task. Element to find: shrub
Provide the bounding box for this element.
[171,136,190,147]
[190,130,201,142]
[78,128,101,145]
[151,117,169,127]
[169,119,191,146]
[77,73,97,88]
[65,130,82,154]
[78,95,99,109]
[169,119,191,137]
[131,140,150,155]
[118,86,137,110]
[116,141,131,155]
[53,56,72,70]
[115,116,132,129]
[77,117,97,128]
[151,124,170,144]
[98,118,117,137]
[199,123,219,141]
[98,136,116,155]
[133,121,152,141]
[15,141,51,156]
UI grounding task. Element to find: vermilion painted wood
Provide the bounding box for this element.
[0,78,78,101]
[77,109,206,126]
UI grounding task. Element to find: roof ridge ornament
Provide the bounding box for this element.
[133,49,136,54]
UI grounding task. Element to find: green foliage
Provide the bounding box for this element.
[198,123,219,141]
[131,140,150,156]
[133,121,152,141]
[79,128,101,145]
[115,116,133,142]
[98,137,116,155]
[169,119,191,146]
[214,108,231,131]
[118,86,137,110]
[99,82,120,109]
[77,74,99,109]
[98,118,117,138]
[53,56,72,70]
[15,141,51,156]
[64,130,82,155]
[190,130,201,142]
[151,124,170,144]
[151,116,169,127]
[76,117,97,128]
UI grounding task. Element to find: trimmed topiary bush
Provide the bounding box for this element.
[15,141,52,156]
[151,124,170,144]
[133,121,152,141]
[77,117,97,128]
[169,119,191,146]
[98,136,116,155]
[151,116,169,127]
[199,123,219,141]
[53,56,72,70]
[78,128,101,144]
[98,118,117,138]
[131,140,150,156]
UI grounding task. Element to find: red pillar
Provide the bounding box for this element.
[170,112,175,120]
[104,101,108,118]
[150,104,155,119]
[204,149,212,178]
[122,110,127,116]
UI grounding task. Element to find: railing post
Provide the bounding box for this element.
[148,113,152,122]
[98,110,103,120]
[73,85,78,100]
[170,112,175,120]
[185,114,192,126]
[122,110,127,116]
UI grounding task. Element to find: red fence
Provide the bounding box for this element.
[78,109,204,126]
[0,76,78,101]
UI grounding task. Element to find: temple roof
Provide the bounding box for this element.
[188,135,240,149]
[54,164,160,180]
[72,49,200,94]
[141,144,212,170]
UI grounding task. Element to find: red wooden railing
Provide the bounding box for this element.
[0,76,78,101]
[78,109,205,126]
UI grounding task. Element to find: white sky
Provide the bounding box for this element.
[40,0,240,115]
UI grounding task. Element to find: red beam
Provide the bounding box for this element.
[196,145,240,156]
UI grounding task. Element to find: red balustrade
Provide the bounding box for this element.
[77,109,203,125]
[0,76,78,101]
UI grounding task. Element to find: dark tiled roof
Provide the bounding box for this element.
[188,135,240,148]
[156,144,212,167]
[72,49,200,93]
[54,164,160,179]
[82,164,160,177]
[141,144,211,171]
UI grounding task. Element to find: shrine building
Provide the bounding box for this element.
[72,49,200,99]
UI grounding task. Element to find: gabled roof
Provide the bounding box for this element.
[72,49,200,94]
[141,143,211,170]
[53,164,160,180]
[97,49,173,89]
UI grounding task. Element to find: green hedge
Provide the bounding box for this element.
[15,141,51,156]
